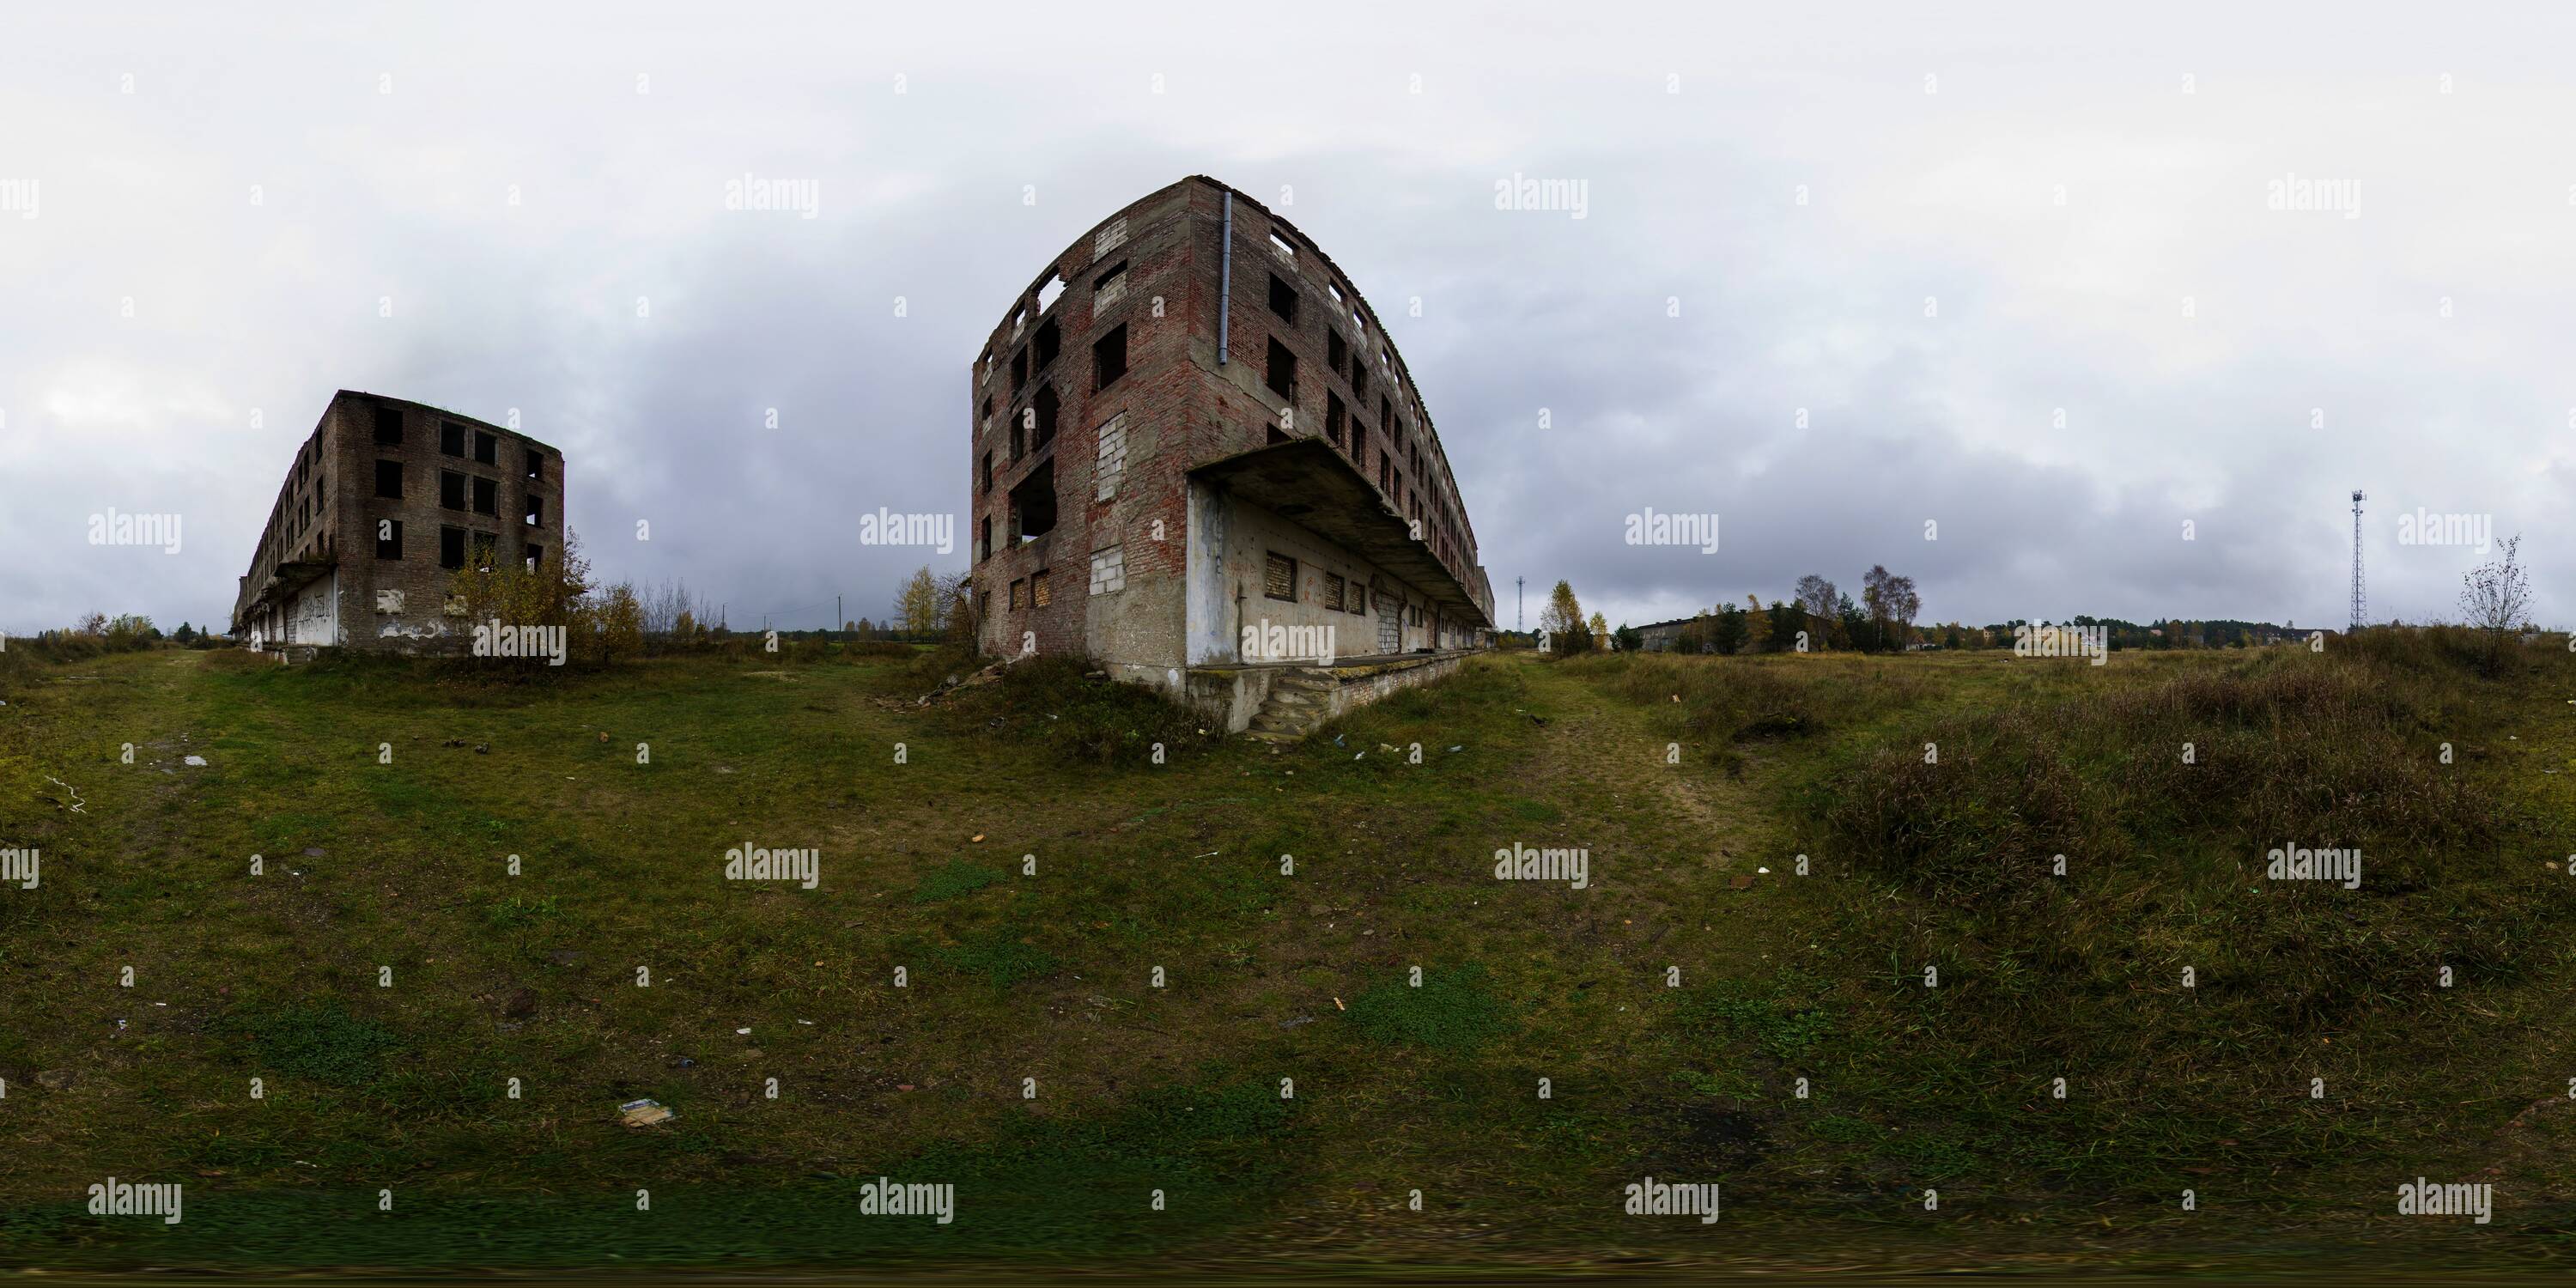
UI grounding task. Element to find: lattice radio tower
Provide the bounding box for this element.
[2348,489,2366,631]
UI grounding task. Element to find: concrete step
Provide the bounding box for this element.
[1244,728,1303,744]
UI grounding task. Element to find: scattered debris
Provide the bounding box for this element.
[1332,996,1346,1012]
[41,776,85,813]
[1447,745,1462,753]
[1528,714,1550,727]
[473,744,489,755]
[303,847,325,858]
[736,1027,751,1036]
[1279,1014,1315,1030]
[1730,875,1757,890]
[183,755,208,767]
[619,1098,675,1128]
[971,834,985,843]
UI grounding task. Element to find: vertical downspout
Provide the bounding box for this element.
[1217,190,1232,365]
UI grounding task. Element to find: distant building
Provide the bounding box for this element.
[969,177,1494,738]
[232,392,565,649]
[1631,617,1701,652]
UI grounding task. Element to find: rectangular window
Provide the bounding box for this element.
[473,476,497,515]
[1095,413,1127,501]
[1327,331,1346,375]
[1267,230,1296,260]
[1264,551,1297,602]
[475,430,497,465]
[441,421,467,456]
[526,449,545,482]
[979,516,992,562]
[441,471,466,510]
[440,526,467,569]
[1093,323,1128,389]
[1326,392,1346,446]
[374,405,404,445]
[1324,573,1345,611]
[375,459,403,499]
[1352,420,1367,464]
[376,519,403,561]
[526,544,544,573]
[981,450,993,495]
[1350,584,1369,617]
[471,532,497,571]
[1265,337,1295,399]
[1351,361,1367,403]
[1267,272,1297,325]
[1010,578,1027,611]
[1092,259,1127,313]
[1032,568,1052,607]
[1093,216,1128,260]
[526,495,544,526]
[1089,545,1125,596]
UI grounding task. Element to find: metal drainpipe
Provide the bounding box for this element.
[1217,191,1232,365]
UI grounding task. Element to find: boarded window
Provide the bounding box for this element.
[1092,260,1127,313]
[1093,216,1128,260]
[1324,573,1345,611]
[1095,413,1128,501]
[1010,578,1027,611]
[1090,545,1125,596]
[1032,568,1052,607]
[1264,551,1297,602]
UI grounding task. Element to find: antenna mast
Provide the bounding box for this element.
[2348,489,2366,631]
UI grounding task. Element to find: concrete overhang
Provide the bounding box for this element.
[243,557,335,611]
[1189,437,1492,629]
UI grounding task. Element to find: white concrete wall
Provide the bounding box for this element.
[1187,481,1452,663]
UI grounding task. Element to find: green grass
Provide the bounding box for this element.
[1,640,2572,1273]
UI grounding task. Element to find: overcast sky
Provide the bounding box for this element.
[6,2,2571,637]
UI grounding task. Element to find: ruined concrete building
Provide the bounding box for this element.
[232,392,565,648]
[971,176,1494,738]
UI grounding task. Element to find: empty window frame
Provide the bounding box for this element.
[526,448,545,482]
[1036,270,1066,315]
[474,430,497,465]
[374,405,404,445]
[375,459,404,499]
[1033,317,1060,371]
[1327,330,1346,375]
[1326,392,1346,447]
[1031,385,1060,450]
[1010,459,1058,540]
[473,476,498,515]
[441,421,467,456]
[440,471,467,510]
[376,519,403,561]
[1267,230,1296,260]
[440,525,467,569]
[1093,324,1129,389]
[526,495,544,526]
[1267,272,1297,325]
[1265,337,1296,399]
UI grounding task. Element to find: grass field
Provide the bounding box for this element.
[3,638,2574,1273]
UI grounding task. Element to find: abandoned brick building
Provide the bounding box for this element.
[232,392,566,649]
[971,176,1494,737]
